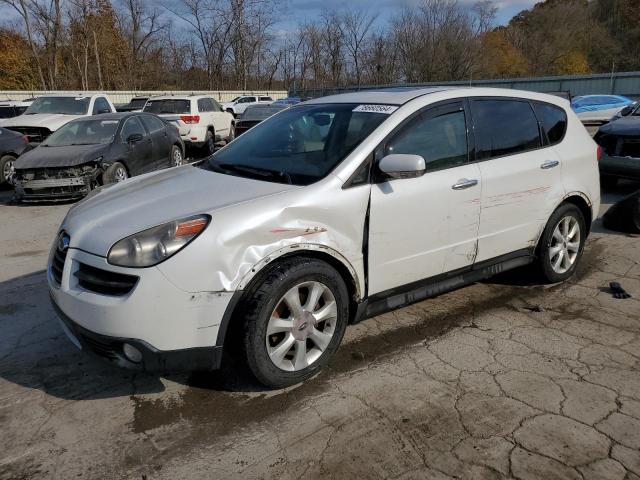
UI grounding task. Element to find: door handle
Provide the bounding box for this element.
[540,160,559,169]
[451,178,478,190]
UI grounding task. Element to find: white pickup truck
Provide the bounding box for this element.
[0,94,116,145]
[221,95,274,116]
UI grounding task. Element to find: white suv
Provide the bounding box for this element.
[143,95,235,154]
[221,95,273,116]
[49,88,600,388]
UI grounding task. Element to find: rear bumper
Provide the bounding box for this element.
[599,152,640,180]
[51,296,222,372]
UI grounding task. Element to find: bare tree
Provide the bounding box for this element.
[339,8,377,86]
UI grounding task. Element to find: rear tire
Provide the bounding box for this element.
[102,162,128,184]
[0,154,16,187]
[536,203,586,283]
[202,130,215,156]
[237,257,349,388]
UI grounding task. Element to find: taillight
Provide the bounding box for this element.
[597,145,602,162]
[180,115,200,124]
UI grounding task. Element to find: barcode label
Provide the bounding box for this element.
[353,104,398,114]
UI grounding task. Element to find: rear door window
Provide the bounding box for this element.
[141,114,165,133]
[385,103,468,172]
[121,116,146,141]
[533,102,567,146]
[471,99,541,160]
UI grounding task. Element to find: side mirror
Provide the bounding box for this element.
[379,154,426,179]
[620,105,633,116]
[127,133,143,143]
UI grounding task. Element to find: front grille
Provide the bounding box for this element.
[6,126,51,144]
[51,233,69,284]
[74,263,138,296]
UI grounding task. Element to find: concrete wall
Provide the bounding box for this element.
[0,90,289,103]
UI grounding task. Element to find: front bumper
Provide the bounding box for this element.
[599,152,640,180]
[48,247,234,371]
[14,169,99,202]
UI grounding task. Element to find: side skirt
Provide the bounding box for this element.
[352,249,534,324]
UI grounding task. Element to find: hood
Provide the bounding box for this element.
[0,113,84,131]
[14,143,109,169]
[63,165,299,256]
[599,116,640,136]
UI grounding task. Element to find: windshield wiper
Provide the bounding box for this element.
[217,163,292,184]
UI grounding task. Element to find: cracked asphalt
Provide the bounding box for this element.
[1,183,640,480]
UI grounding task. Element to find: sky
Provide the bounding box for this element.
[275,0,540,32]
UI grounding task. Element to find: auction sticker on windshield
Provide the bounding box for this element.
[353,104,398,114]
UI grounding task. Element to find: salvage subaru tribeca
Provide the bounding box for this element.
[50,88,600,388]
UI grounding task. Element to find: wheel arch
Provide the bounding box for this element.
[534,192,593,254]
[216,247,362,350]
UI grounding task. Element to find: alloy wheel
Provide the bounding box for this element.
[2,159,14,183]
[114,166,128,182]
[549,215,580,274]
[172,148,183,166]
[266,281,337,371]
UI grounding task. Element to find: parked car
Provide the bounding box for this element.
[115,96,149,113]
[594,102,640,188]
[235,103,289,137]
[609,101,639,122]
[49,87,599,388]
[272,97,303,106]
[0,99,34,119]
[571,94,635,125]
[12,113,184,202]
[0,127,29,187]
[221,95,273,116]
[143,95,234,155]
[0,94,116,145]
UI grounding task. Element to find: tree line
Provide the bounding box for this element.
[0,0,638,92]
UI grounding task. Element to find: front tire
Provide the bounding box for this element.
[102,162,128,184]
[238,257,349,388]
[0,154,16,187]
[536,203,586,283]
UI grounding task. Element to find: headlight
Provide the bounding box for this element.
[107,215,210,267]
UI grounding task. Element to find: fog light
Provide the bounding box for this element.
[123,343,143,363]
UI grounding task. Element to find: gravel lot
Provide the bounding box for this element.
[1,181,639,480]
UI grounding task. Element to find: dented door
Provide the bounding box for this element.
[367,101,481,295]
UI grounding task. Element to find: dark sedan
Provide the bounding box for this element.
[594,103,640,188]
[0,127,29,187]
[235,104,289,137]
[12,112,185,202]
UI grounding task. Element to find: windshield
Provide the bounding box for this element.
[24,96,90,115]
[43,119,119,146]
[143,99,190,114]
[205,103,389,185]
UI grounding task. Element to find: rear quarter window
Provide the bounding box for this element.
[471,99,541,160]
[533,102,567,146]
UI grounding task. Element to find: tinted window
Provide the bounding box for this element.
[93,97,111,114]
[141,114,165,133]
[239,97,254,103]
[385,105,468,172]
[144,99,190,114]
[533,102,567,145]
[0,106,17,118]
[197,99,210,112]
[121,117,146,141]
[471,100,541,160]
[259,96,272,101]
